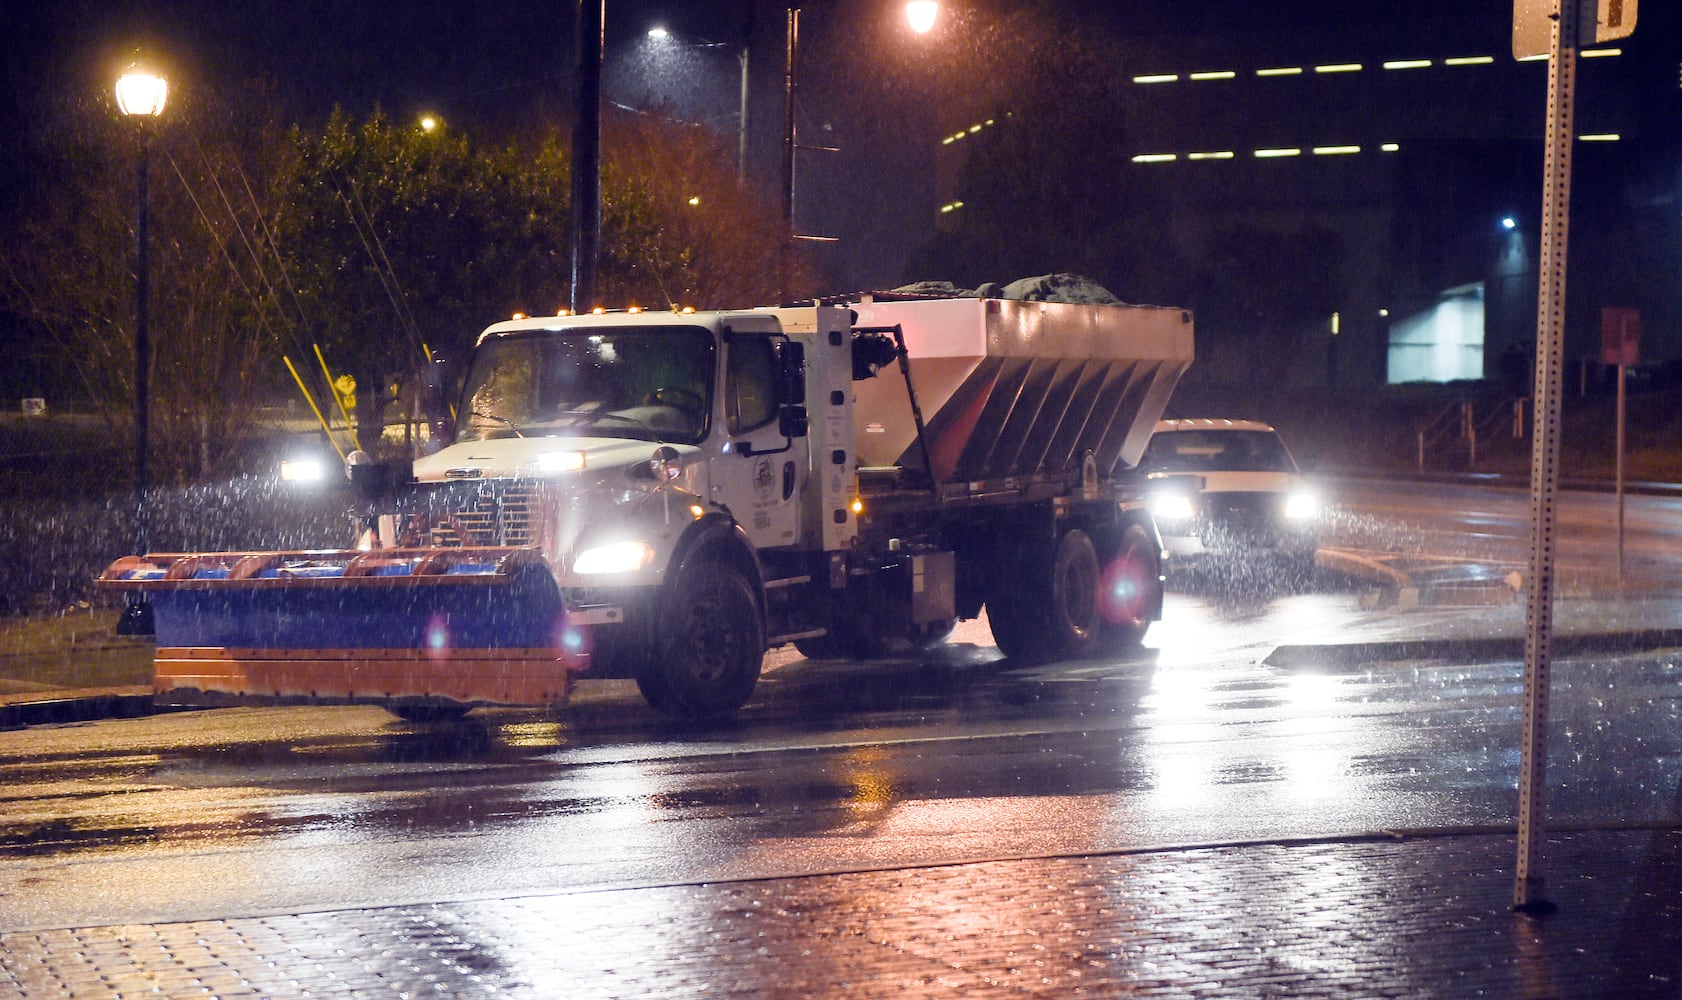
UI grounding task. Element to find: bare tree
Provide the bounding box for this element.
[0,85,293,483]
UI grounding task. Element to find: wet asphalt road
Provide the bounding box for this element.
[3,594,1680,934]
[2,478,1681,936]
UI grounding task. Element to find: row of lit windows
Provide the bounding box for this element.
[939,50,1632,147]
[942,116,1003,145]
[1130,48,1622,85]
[1129,134,1621,164]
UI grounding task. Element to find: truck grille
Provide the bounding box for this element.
[427,485,542,547]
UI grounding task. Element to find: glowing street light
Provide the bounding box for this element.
[782,2,939,294]
[645,25,750,182]
[115,65,168,635]
[115,70,168,117]
[906,1,940,34]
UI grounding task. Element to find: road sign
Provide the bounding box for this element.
[1514,0,1637,59]
[1600,307,1641,366]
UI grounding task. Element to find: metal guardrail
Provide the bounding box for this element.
[1415,397,1528,470]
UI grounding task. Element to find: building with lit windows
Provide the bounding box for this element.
[917,2,1681,388]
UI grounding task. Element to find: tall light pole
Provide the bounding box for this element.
[115,66,167,635]
[571,0,604,314]
[781,3,937,296]
[647,27,750,182]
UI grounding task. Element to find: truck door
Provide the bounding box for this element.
[709,330,806,550]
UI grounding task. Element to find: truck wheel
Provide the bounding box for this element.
[1098,522,1160,651]
[1048,528,1103,660]
[985,567,1039,660]
[644,563,764,717]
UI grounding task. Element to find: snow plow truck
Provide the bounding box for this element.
[98,293,1194,720]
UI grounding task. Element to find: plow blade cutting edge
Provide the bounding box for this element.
[96,547,581,709]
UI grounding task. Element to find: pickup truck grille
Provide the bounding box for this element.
[427,485,542,547]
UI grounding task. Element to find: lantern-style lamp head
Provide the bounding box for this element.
[115,71,168,117]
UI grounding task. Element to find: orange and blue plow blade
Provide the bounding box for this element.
[96,547,584,709]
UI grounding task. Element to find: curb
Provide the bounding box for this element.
[0,689,161,730]
[1267,627,1682,668]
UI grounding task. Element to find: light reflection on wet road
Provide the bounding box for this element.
[3,582,1679,933]
[2,477,1680,934]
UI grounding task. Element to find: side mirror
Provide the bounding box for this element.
[423,355,459,446]
[777,340,806,405]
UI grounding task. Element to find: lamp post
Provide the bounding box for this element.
[781,3,938,295]
[647,27,750,182]
[114,66,166,634]
[571,0,604,315]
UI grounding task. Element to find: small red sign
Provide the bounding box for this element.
[1601,307,1640,366]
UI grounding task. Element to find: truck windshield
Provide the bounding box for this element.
[1140,430,1298,474]
[459,326,714,445]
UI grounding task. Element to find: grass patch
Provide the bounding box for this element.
[0,607,153,693]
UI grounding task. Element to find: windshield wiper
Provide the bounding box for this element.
[470,409,525,438]
[552,409,660,439]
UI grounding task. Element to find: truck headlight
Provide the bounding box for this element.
[1148,492,1196,522]
[537,450,587,474]
[572,540,656,575]
[1285,490,1320,520]
[280,458,326,483]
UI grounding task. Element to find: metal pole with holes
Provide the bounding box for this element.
[1514,0,1576,913]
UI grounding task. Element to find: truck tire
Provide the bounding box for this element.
[640,563,764,717]
[1097,522,1160,651]
[988,528,1106,663]
[985,560,1039,660]
[1047,528,1103,660]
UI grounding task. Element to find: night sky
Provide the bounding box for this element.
[3,1,1517,157]
[3,1,1673,313]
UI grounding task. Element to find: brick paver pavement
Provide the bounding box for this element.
[4,828,1680,998]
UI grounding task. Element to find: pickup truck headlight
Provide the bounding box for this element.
[572,540,656,575]
[1284,490,1320,520]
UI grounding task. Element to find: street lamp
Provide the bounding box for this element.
[782,3,937,294]
[906,2,940,34]
[646,26,750,182]
[115,66,166,635]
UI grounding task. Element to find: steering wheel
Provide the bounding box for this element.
[647,386,703,411]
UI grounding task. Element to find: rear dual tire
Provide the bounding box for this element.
[988,524,1158,662]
